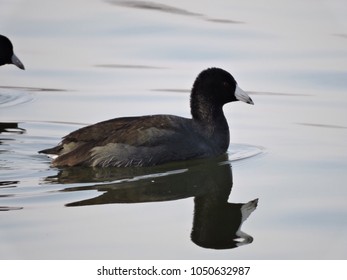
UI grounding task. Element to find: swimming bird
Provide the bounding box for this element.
[0,35,25,70]
[40,68,254,167]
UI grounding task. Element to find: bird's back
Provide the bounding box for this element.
[40,114,222,167]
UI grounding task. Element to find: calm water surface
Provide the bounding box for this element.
[1,0,347,259]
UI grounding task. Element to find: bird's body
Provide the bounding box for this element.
[40,68,254,167]
[0,35,25,70]
[42,114,229,167]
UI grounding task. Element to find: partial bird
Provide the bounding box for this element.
[0,34,25,70]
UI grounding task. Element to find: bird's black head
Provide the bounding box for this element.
[0,35,25,70]
[190,68,253,123]
[191,67,253,106]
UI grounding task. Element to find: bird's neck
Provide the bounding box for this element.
[191,95,228,129]
[191,95,230,152]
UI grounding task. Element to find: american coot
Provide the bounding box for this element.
[0,35,25,70]
[40,68,254,167]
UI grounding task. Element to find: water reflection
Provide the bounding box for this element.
[0,122,24,211]
[47,155,258,250]
[0,122,24,134]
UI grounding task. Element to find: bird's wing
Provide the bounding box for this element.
[40,115,192,155]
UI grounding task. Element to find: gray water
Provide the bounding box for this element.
[1,0,347,259]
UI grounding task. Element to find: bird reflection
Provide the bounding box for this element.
[192,196,258,249]
[46,154,258,249]
[0,122,25,135]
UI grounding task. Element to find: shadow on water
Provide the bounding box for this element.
[45,154,258,250]
[94,64,167,69]
[106,0,244,24]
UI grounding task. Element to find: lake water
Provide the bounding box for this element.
[1,0,347,259]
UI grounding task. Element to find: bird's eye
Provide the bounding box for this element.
[223,82,229,87]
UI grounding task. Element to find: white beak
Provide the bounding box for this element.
[235,85,254,105]
[11,53,25,70]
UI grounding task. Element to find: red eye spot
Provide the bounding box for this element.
[223,82,229,87]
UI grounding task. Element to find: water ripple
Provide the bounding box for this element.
[0,91,33,108]
[0,86,65,108]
